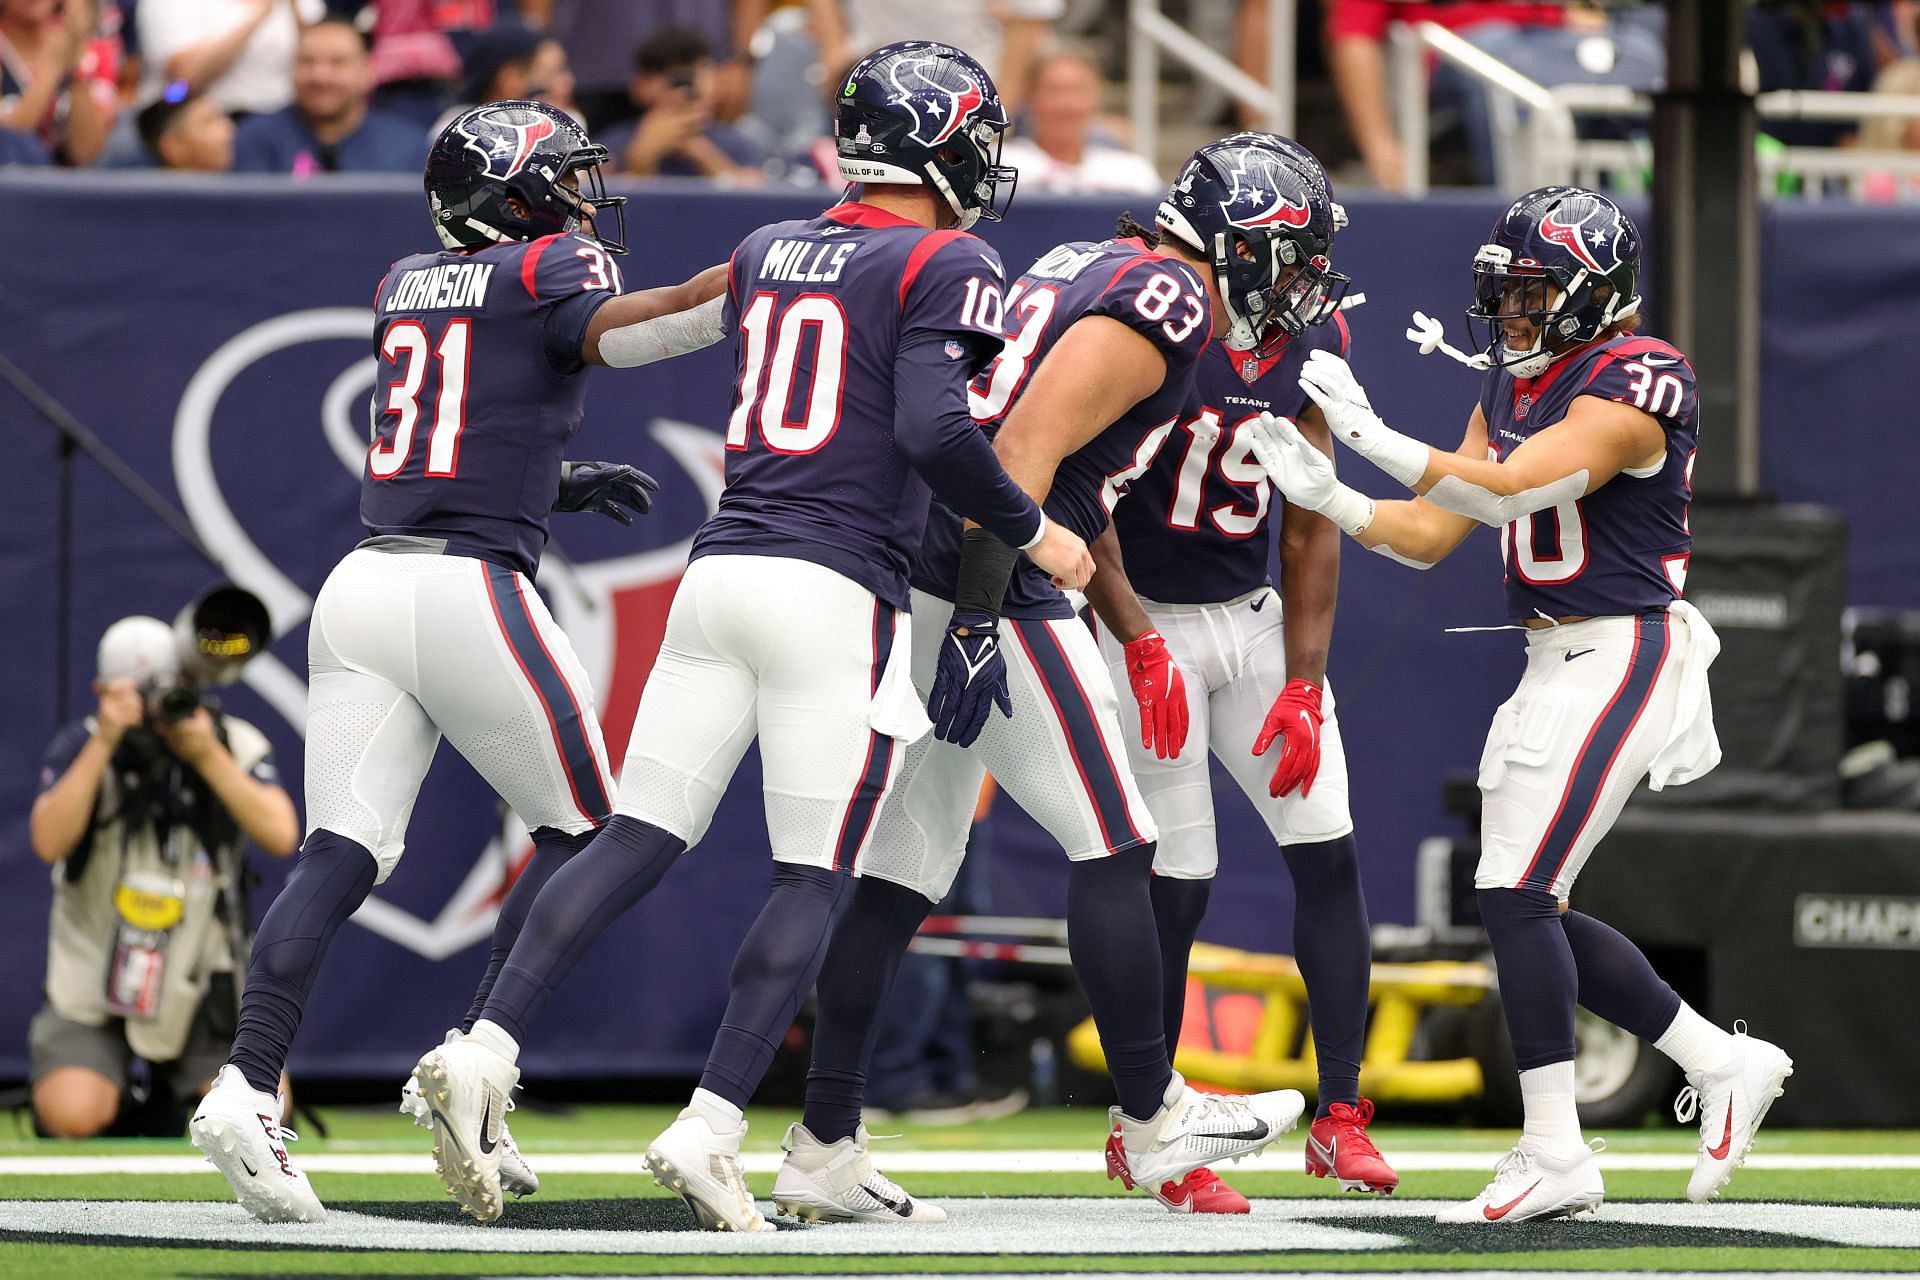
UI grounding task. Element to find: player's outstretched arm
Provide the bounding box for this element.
[1086,525,1188,760]
[1247,410,1479,570]
[1296,350,1665,526]
[582,263,731,367]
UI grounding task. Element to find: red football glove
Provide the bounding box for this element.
[1122,630,1189,760]
[1253,678,1324,798]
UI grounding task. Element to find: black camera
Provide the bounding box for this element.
[144,678,203,725]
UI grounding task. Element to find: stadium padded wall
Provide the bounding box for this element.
[0,175,1912,1081]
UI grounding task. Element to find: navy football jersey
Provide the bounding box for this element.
[1114,312,1351,605]
[912,236,1212,617]
[689,202,1010,609]
[361,232,621,576]
[1476,332,1700,621]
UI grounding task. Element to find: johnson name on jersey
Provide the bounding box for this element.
[913,235,1213,617]
[690,202,1009,610]
[362,231,623,576]
[1115,313,1351,606]
[1476,332,1699,621]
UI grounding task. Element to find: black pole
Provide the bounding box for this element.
[0,350,226,567]
[56,435,74,723]
[1651,0,1760,498]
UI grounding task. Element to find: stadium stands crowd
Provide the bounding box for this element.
[5,2,1920,189]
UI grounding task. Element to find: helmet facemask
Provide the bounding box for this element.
[1466,240,1641,378]
[520,145,629,255]
[926,118,1017,230]
[1214,226,1350,357]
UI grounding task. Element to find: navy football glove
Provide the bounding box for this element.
[555,460,659,525]
[927,608,1013,747]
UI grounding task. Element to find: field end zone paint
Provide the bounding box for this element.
[2,1198,1917,1255]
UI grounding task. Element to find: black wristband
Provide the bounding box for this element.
[952,526,1021,617]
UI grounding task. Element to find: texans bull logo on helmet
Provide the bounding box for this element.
[883,53,987,148]
[457,109,560,180]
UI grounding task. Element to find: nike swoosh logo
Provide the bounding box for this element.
[1162,1122,1271,1151]
[1483,1180,1541,1220]
[1638,353,1679,366]
[978,253,1004,276]
[1250,596,1267,612]
[479,1099,498,1156]
[819,227,850,236]
[867,1185,909,1215]
[1308,1132,1335,1163]
[1564,648,1595,662]
[238,1152,257,1177]
[1707,1101,1734,1160]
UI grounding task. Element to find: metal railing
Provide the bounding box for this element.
[1387,19,1920,198]
[1127,0,1294,169]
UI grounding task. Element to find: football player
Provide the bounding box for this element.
[414,42,1093,1229]
[189,100,733,1224]
[786,134,1329,1216]
[1086,137,1397,1210]
[1248,186,1791,1222]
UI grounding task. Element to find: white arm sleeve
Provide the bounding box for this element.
[596,296,727,368]
[1423,469,1591,528]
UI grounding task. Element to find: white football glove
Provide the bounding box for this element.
[1295,350,1429,488]
[1247,413,1374,536]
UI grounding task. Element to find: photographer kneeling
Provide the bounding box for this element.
[28,616,297,1137]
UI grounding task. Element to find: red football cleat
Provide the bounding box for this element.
[1151,1166,1250,1214]
[1305,1098,1398,1195]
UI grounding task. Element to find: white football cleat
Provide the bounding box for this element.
[1675,1024,1793,1203]
[1436,1138,1605,1224]
[772,1122,947,1224]
[403,1032,538,1199]
[190,1064,325,1223]
[644,1106,775,1233]
[1104,1072,1305,1193]
[410,1037,519,1223]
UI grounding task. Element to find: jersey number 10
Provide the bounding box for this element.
[727,292,849,455]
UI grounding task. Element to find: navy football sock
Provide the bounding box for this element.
[1283,836,1371,1115]
[1068,846,1170,1122]
[803,875,933,1143]
[229,830,379,1095]
[1148,875,1211,1062]
[1563,909,1684,1042]
[1477,887,1579,1070]
[699,863,850,1110]
[461,826,597,1035]
[479,815,686,1045]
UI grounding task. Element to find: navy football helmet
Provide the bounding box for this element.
[425,100,628,255]
[834,41,1016,230]
[1468,185,1642,377]
[1155,132,1348,356]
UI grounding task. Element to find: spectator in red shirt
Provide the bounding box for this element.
[0,0,117,165]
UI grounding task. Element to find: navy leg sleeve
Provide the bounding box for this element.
[479,815,686,1045]
[461,826,597,1034]
[229,830,379,1095]
[1563,909,1684,1042]
[1283,836,1371,1114]
[1477,887,1578,1070]
[698,864,850,1110]
[803,875,933,1143]
[1148,875,1210,1064]
[1068,845,1170,1122]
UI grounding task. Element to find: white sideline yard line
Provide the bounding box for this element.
[4,1150,1919,1176]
